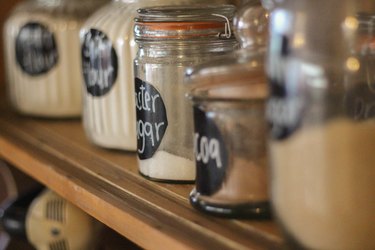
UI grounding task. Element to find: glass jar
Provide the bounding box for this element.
[267,0,375,249]
[187,50,269,218]
[186,1,270,218]
[134,5,238,182]
[3,0,108,117]
[80,0,232,151]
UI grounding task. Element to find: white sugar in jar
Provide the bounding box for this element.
[3,0,108,118]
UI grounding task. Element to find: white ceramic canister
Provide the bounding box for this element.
[80,0,232,151]
[3,0,108,117]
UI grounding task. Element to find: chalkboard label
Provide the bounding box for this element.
[266,78,305,140]
[81,29,118,97]
[15,22,58,75]
[345,83,375,120]
[266,60,325,140]
[135,78,168,160]
[194,107,228,195]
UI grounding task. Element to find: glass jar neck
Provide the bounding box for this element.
[270,0,355,61]
[134,5,236,40]
[138,40,238,58]
[35,0,103,4]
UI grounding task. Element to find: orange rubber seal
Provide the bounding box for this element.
[136,21,225,31]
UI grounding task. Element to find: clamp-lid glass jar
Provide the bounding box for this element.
[134,5,238,182]
[80,0,233,151]
[4,0,108,117]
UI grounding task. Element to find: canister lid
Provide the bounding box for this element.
[233,1,268,48]
[357,12,375,31]
[186,48,268,102]
[134,5,236,40]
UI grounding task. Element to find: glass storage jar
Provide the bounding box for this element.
[187,50,269,218]
[267,0,375,249]
[187,1,270,218]
[134,5,238,182]
[80,0,232,151]
[3,0,108,117]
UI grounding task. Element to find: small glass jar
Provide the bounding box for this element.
[134,5,238,182]
[267,1,375,249]
[187,50,270,218]
[80,0,232,151]
[187,1,270,218]
[3,0,108,117]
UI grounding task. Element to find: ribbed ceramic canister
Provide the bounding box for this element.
[4,0,108,117]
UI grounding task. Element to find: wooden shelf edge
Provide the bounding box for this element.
[0,136,192,250]
[0,94,283,250]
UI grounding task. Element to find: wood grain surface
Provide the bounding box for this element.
[0,89,284,250]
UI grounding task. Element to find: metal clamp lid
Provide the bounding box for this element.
[134,5,236,40]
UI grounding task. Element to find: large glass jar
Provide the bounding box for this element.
[3,0,108,117]
[134,5,238,182]
[80,0,232,151]
[267,0,375,249]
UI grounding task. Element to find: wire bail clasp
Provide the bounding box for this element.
[212,13,232,39]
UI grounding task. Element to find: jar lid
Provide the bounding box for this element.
[134,5,236,40]
[233,1,268,49]
[353,13,375,54]
[357,13,375,31]
[186,48,268,102]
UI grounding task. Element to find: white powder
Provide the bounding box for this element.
[271,118,375,250]
[139,151,195,181]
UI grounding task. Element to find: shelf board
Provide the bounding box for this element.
[0,89,284,250]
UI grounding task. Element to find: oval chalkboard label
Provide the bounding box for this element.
[135,77,168,160]
[15,22,58,76]
[266,78,304,141]
[194,107,228,195]
[345,82,375,120]
[81,29,118,97]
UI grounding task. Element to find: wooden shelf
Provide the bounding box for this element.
[0,89,284,250]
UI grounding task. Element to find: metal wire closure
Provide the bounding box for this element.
[212,13,232,39]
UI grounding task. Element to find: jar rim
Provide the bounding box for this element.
[187,80,268,103]
[136,5,236,22]
[135,21,226,39]
[134,5,236,40]
[186,49,268,102]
